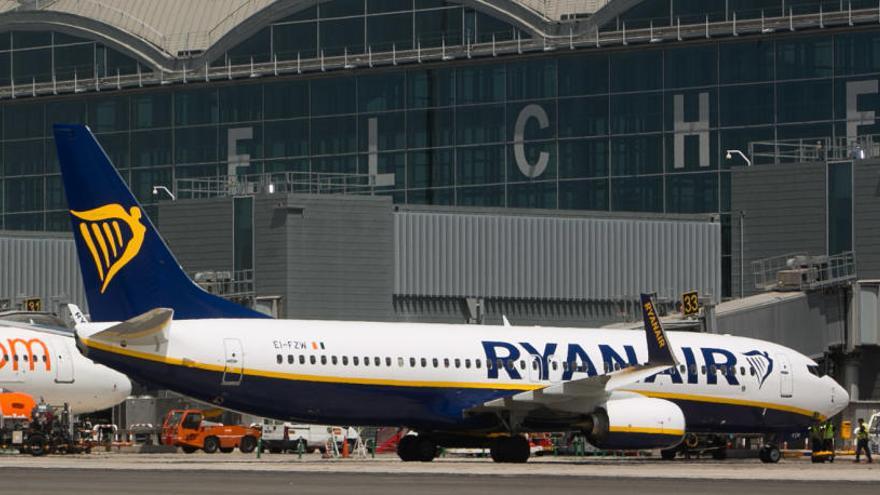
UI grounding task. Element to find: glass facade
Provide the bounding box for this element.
[608,0,880,30]
[5,20,880,297]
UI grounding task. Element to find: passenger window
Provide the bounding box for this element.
[386,357,392,367]
[353,356,360,366]
[276,355,283,364]
[342,356,349,366]
[679,365,686,374]
[444,358,450,368]
[613,363,621,371]
[320,356,327,365]
[496,359,504,370]
[729,366,736,376]
[689,364,696,375]
[505,360,514,371]
[364,357,370,366]
[23,355,28,362]
[475,359,482,369]
[309,355,316,365]
[740,366,746,376]
[331,356,338,365]
[420,358,427,368]
[374,357,380,366]
[551,361,558,371]
[532,361,539,371]
[398,357,404,367]
[454,358,461,368]
[701,365,706,375]
[750,367,756,376]
[519,360,525,370]
[43,355,47,362]
[563,361,570,372]
[288,355,294,365]
[465,359,471,369]
[719,365,727,376]
[432,358,439,368]
[709,364,716,374]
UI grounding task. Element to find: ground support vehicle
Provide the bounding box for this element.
[162,409,259,454]
[0,399,94,456]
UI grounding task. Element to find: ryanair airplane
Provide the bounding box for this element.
[53,124,848,463]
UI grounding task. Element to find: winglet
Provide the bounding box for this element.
[640,293,677,366]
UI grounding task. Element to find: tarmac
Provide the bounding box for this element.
[0,452,878,494]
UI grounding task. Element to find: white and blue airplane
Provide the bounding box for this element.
[53,124,848,463]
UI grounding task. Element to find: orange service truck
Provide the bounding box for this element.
[161,409,259,454]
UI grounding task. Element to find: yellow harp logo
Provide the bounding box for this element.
[70,204,146,294]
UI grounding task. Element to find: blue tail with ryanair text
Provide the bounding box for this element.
[53,124,269,322]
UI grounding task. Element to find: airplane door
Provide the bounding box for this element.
[222,338,243,386]
[777,353,793,398]
[53,341,75,384]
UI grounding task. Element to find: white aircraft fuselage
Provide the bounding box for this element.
[76,317,846,434]
[0,322,131,414]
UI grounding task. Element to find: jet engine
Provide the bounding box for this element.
[585,397,685,450]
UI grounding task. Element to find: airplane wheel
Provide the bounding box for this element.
[239,435,257,454]
[760,445,781,464]
[491,436,530,463]
[661,448,677,460]
[28,434,47,457]
[203,436,220,454]
[415,436,437,462]
[397,435,419,462]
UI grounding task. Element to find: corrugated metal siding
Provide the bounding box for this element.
[395,212,722,303]
[0,234,86,313]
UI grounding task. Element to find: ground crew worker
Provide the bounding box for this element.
[855,418,873,463]
[823,421,835,452]
[809,424,823,451]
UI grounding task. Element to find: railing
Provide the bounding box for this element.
[193,269,255,300]
[0,4,879,99]
[176,171,379,199]
[752,251,856,292]
[749,133,880,164]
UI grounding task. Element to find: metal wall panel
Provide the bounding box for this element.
[395,212,722,303]
[0,233,86,314]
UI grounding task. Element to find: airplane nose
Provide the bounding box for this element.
[829,380,849,417]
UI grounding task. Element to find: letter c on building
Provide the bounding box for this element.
[514,104,550,179]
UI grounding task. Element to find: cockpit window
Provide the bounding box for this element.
[807,365,821,377]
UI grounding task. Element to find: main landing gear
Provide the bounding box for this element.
[489,436,530,463]
[396,433,531,463]
[397,435,437,462]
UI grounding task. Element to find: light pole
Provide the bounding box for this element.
[152,185,176,200]
[725,149,752,167]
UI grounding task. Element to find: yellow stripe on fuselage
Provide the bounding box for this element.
[80,337,823,419]
[609,426,685,436]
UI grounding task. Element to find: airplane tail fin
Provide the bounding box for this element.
[53,124,268,322]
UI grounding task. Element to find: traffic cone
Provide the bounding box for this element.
[342,439,350,458]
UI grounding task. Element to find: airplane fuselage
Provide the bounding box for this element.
[77,318,846,433]
[0,323,131,414]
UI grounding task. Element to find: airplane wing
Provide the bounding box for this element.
[85,307,173,347]
[473,294,678,413]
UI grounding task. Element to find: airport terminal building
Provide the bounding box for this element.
[3,0,880,407]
